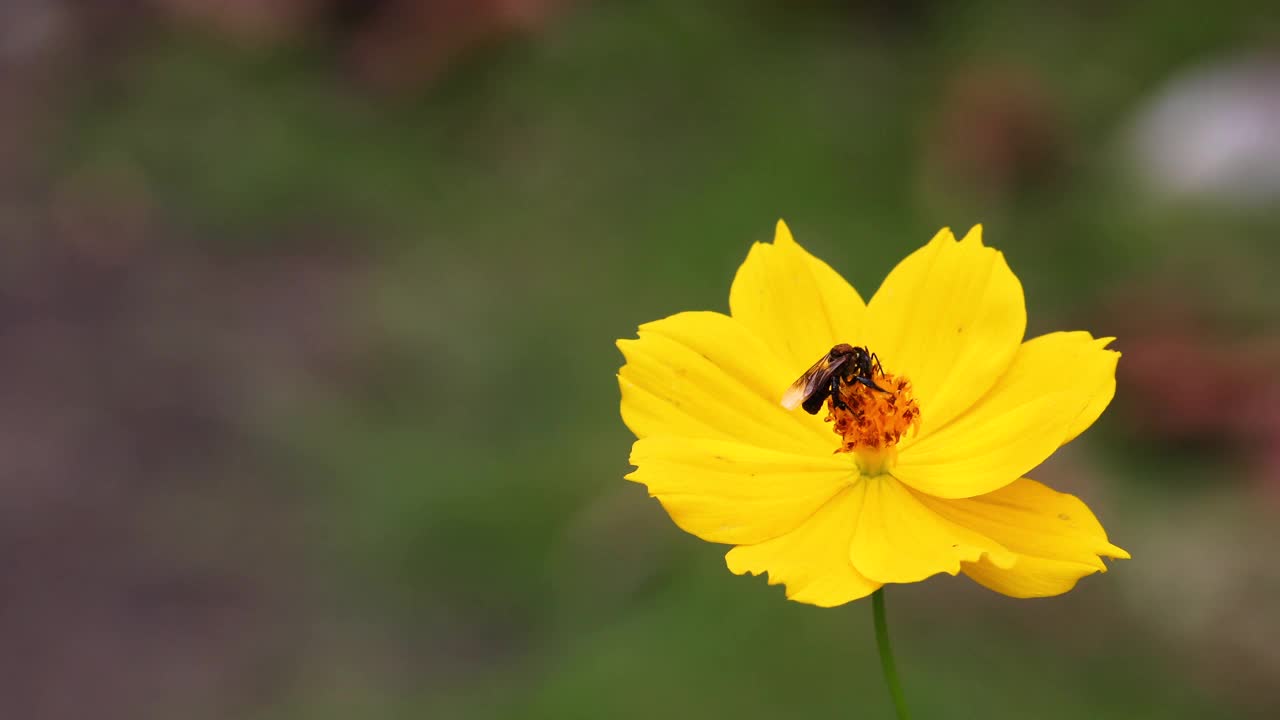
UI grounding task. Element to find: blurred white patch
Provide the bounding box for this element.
[1127,54,1280,207]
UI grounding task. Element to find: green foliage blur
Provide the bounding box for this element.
[19,0,1280,718]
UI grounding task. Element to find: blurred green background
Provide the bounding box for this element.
[4,1,1280,718]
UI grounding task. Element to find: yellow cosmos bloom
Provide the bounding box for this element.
[617,221,1129,607]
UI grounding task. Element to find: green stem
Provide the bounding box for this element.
[871,588,911,720]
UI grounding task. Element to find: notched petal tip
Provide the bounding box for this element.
[863,223,1026,443]
[729,220,866,373]
[926,226,958,247]
[895,326,1123,498]
[1085,334,1120,357]
[1102,543,1131,561]
[958,224,984,245]
[926,477,1128,598]
[774,218,794,245]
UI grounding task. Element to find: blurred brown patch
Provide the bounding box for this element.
[921,65,1065,201]
[343,0,572,92]
[143,0,574,90]
[0,169,370,719]
[1098,285,1280,504]
[1102,288,1278,445]
[147,0,326,43]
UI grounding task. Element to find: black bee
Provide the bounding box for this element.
[781,344,888,415]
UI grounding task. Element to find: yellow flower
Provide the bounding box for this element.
[617,221,1129,607]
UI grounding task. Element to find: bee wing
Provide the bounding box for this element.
[780,353,848,410]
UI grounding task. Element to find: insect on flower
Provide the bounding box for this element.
[782,343,889,414]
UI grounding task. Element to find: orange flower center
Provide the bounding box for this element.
[825,370,920,454]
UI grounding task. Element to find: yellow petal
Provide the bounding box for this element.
[850,475,1015,583]
[1060,335,1120,446]
[894,331,1120,498]
[729,220,866,375]
[862,225,1026,436]
[962,555,1113,598]
[914,477,1130,598]
[726,488,881,607]
[618,310,832,454]
[627,436,854,545]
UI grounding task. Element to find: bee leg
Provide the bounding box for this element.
[855,376,890,394]
[829,374,850,410]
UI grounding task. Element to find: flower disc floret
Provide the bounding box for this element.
[826,371,920,453]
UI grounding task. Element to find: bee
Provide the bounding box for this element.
[781,344,888,414]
